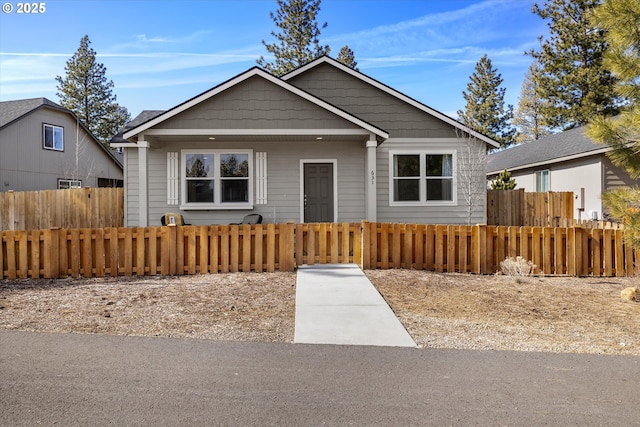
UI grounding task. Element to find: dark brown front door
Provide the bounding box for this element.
[304,163,334,222]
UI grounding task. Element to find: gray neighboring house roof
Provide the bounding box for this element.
[486,126,609,174]
[0,97,124,169]
[109,110,165,145]
[0,97,65,128]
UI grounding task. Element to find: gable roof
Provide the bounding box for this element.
[122,66,389,141]
[0,97,123,169]
[486,126,608,174]
[282,56,500,149]
[0,97,67,128]
[109,110,165,145]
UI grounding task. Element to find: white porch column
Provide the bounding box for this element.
[137,137,149,226]
[365,136,377,221]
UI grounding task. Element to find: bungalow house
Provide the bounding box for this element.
[0,97,123,191]
[486,125,639,221]
[111,56,499,227]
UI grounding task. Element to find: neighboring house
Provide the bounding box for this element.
[111,56,499,227]
[486,125,639,221]
[0,97,123,191]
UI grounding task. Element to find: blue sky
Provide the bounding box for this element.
[0,0,548,119]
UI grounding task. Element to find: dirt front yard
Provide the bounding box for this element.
[1,270,638,356]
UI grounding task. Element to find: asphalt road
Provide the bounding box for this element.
[1,331,639,426]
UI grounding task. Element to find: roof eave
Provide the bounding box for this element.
[486,147,611,175]
[123,66,388,141]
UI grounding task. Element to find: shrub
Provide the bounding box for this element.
[500,256,536,276]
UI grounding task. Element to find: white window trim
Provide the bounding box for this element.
[58,179,82,189]
[535,169,550,192]
[299,159,338,223]
[180,149,254,210]
[388,149,457,207]
[43,123,64,151]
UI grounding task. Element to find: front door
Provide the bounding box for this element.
[304,163,334,222]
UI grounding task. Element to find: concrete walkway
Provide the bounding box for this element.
[294,264,416,347]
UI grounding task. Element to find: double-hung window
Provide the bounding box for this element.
[181,150,252,209]
[43,124,64,151]
[535,170,549,192]
[390,151,455,205]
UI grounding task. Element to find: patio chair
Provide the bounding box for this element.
[161,212,190,226]
[230,214,263,225]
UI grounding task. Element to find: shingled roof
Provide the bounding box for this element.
[0,97,66,128]
[109,110,165,144]
[486,126,609,174]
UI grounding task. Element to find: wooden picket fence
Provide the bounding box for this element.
[0,224,294,280]
[0,222,636,280]
[487,190,575,226]
[0,188,124,231]
[360,222,635,277]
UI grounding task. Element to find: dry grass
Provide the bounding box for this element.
[0,273,296,342]
[1,270,639,355]
[366,270,640,355]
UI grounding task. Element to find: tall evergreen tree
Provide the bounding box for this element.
[336,45,358,70]
[490,169,517,190]
[513,61,551,143]
[457,54,515,147]
[55,35,129,146]
[529,0,619,130]
[257,0,330,76]
[586,0,640,246]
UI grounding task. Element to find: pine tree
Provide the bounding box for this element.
[513,61,551,143]
[490,169,517,190]
[55,35,130,146]
[529,0,619,130]
[336,45,358,70]
[585,0,640,247]
[457,54,515,147]
[257,0,330,76]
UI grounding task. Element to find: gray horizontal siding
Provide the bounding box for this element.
[0,108,122,192]
[141,140,365,226]
[155,76,361,131]
[287,63,457,139]
[376,139,486,225]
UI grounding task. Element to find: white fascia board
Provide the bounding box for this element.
[283,56,500,149]
[110,142,139,148]
[123,67,388,140]
[143,128,372,136]
[486,147,611,175]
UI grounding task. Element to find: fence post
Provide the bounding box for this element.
[295,223,304,267]
[3,231,16,279]
[471,225,485,274]
[403,223,414,269]
[279,222,295,272]
[625,239,634,277]
[341,222,350,264]
[458,226,468,273]
[0,231,4,279]
[615,229,625,277]
[361,221,370,269]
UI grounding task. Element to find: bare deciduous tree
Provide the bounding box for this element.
[456,130,489,225]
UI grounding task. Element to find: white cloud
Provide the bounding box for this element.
[108,30,216,52]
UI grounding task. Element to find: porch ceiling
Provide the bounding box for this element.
[145,134,372,144]
[140,130,377,144]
